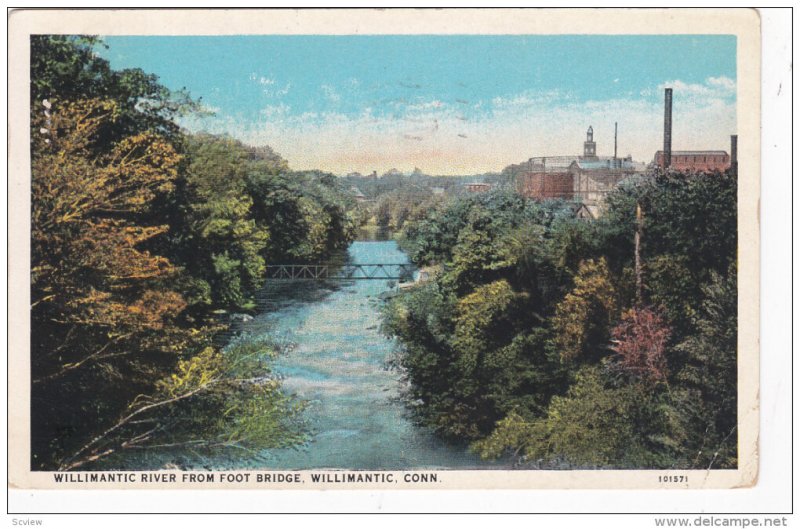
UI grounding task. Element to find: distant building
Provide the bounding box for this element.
[656,87,735,173]
[466,183,492,193]
[350,187,368,202]
[516,126,641,217]
[383,168,403,178]
[517,168,574,200]
[652,150,730,172]
[571,202,595,220]
[570,157,639,216]
[583,126,597,159]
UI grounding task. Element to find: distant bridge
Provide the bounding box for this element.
[265,263,415,281]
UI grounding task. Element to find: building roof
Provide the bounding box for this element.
[350,186,367,198]
[571,159,638,171]
[571,202,595,219]
[655,150,728,156]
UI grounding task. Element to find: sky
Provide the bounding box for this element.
[101,35,737,176]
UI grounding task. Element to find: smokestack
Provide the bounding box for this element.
[730,135,738,175]
[663,88,672,169]
[614,122,618,160]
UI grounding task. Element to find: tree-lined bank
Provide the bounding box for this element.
[382,173,737,469]
[30,36,357,470]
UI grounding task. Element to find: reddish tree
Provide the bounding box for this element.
[611,306,671,383]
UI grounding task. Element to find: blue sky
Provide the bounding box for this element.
[101,35,737,175]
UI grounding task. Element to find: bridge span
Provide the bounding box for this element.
[265,263,415,281]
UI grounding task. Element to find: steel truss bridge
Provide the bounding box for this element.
[265,263,415,281]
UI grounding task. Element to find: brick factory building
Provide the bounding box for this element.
[513,87,736,219]
[652,150,730,172]
[571,158,639,214]
[656,87,736,173]
[517,170,574,200]
[516,126,642,217]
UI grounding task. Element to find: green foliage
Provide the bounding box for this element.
[645,254,698,332]
[552,258,618,362]
[474,366,682,468]
[673,266,738,469]
[382,194,578,442]
[171,134,273,310]
[597,171,738,341]
[31,35,201,148]
[382,282,466,438]
[149,338,307,454]
[29,36,351,470]
[387,169,739,469]
[167,133,357,311]
[247,170,357,263]
[453,280,519,375]
[645,172,737,279]
[482,329,569,420]
[374,186,444,232]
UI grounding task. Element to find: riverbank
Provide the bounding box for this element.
[109,239,503,470]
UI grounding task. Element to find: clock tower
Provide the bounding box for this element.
[583,126,597,159]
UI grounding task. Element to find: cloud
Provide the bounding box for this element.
[707,75,736,92]
[260,103,292,120]
[249,72,291,98]
[490,90,562,109]
[320,84,341,104]
[658,76,736,101]
[405,99,444,111]
[269,83,291,97]
[180,77,736,175]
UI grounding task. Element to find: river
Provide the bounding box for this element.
[121,238,502,470]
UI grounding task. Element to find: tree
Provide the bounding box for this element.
[674,267,738,469]
[644,254,698,333]
[31,35,201,149]
[552,258,618,362]
[172,134,272,309]
[30,38,365,470]
[31,100,307,470]
[60,338,306,470]
[31,98,193,467]
[475,365,682,468]
[611,306,671,384]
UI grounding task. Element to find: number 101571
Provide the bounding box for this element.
[659,475,688,484]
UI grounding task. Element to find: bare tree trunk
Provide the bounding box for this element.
[635,202,643,304]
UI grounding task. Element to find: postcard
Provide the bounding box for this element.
[8,8,760,491]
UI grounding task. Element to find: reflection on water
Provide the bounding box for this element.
[113,239,504,470]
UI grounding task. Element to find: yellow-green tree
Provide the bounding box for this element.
[552,258,618,362]
[31,98,197,467]
[32,100,306,470]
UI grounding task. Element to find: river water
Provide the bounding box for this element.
[122,239,501,470]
